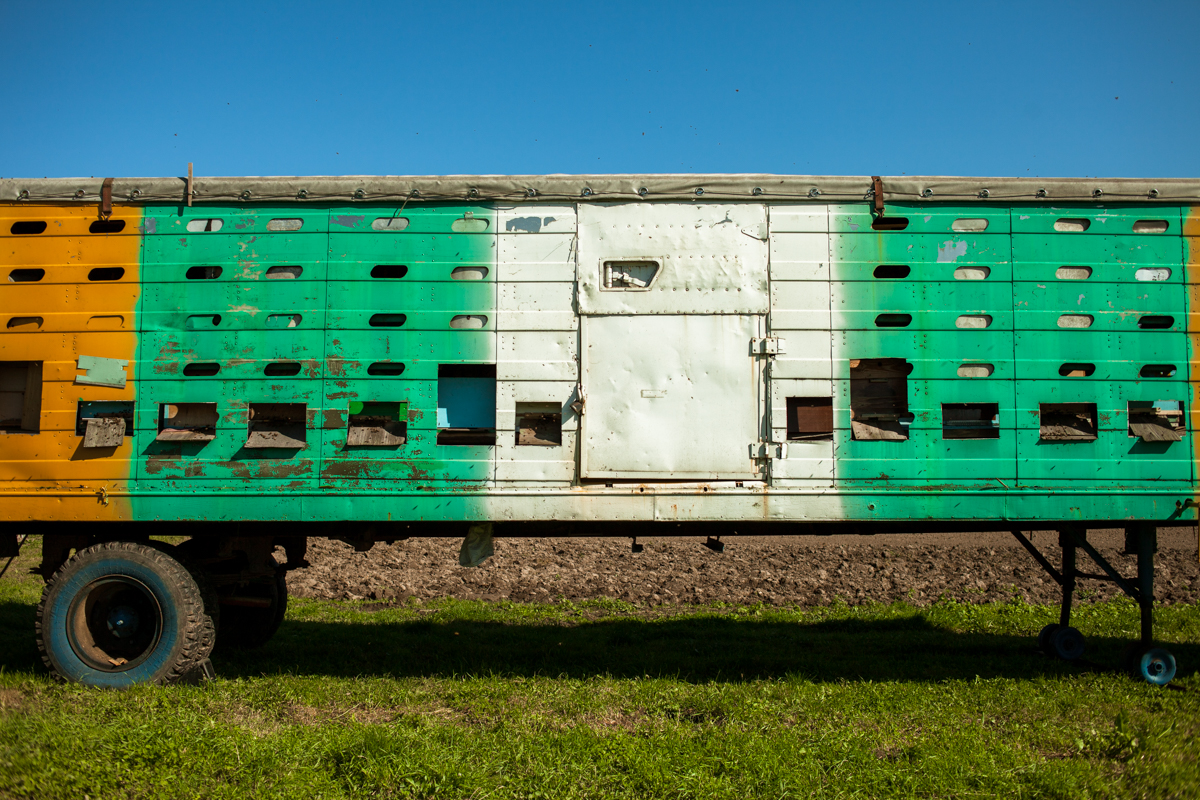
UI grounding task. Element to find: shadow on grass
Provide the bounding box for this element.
[4,599,1196,684]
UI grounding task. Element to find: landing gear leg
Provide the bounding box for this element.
[1012,526,1177,684]
[1126,524,1176,686]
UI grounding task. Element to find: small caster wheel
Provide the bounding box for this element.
[1049,626,1085,661]
[1037,623,1061,655]
[1128,645,1176,686]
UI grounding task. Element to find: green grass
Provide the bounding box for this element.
[1,543,1199,799]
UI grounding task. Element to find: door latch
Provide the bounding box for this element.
[751,337,785,356]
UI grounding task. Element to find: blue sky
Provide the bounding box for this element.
[2,0,1197,179]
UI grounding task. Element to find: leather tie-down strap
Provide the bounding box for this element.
[100,178,114,220]
[871,175,885,216]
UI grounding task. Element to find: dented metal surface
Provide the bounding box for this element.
[0,182,1198,525]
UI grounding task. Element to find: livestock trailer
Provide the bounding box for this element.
[1,173,1196,686]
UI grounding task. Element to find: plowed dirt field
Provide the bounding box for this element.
[288,528,1200,607]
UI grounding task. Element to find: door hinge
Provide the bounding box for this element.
[749,442,787,460]
[751,337,786,356]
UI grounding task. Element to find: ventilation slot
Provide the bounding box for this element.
[871,216,909,231]
[1058,363,1095,377]
[369,314,407,328]
[347,401,407,446]
[156,403,217,442]
[371,264,408,279]
[1128,401,1183,441]
[450,315,488,329]
[953,267,990,280]
[266,218,303,232]
[1057,314,1093,329]
[1053,219,1090,232]
[185,218,223,232]
[451,214,489,233]
[1139,315,1174,329]
[8,269,45,283]
[186,266,222,280]
[86,315,124,330]
[1039,403,1097,441]
[183,363,220,377]
[957,363,994,378]
[873,265,910,279]
[367,362,405,376]
[1135,268,1171,282]
[437,363,496,446]
[952,218,989,232]
[1132,220,1169,233]
[6,316,42,330]
[942,403,999,440]
[451,267,489,281]
[1140,365,1176,378]
[10,221,46,235]
[372,217,410,231]
[245,403,307,449]
[89,220,126,234]
[1056,267,1092,280]
[87,267,124,281]
[186,314,222,329]
[786,397,833,441]
[849,358,913,441]
[265,314,302,329]
[956,315,992,329]
[874,314,911,328]
[266,266,302,280]
[263,362,301,376]
[0,361,42,432]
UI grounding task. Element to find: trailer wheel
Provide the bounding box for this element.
[35,541,216,687]
[215,556,287,651]
[1037,623,1060,655]
[1049,626,1085,661]
[1127,645,1176,686]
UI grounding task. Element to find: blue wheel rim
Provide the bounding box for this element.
[1138,648,1177,686]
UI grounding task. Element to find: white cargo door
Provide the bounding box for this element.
[581,314,760,479]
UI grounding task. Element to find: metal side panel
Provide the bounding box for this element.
[581,314,761,479]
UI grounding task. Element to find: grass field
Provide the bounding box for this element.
[1,542,1198,800]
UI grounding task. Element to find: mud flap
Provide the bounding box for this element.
[459,523,494,568]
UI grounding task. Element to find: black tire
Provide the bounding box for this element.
[215,556,288,651]
[35,541,216,687]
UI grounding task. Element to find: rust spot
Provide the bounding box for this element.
[153,362,180,374]
[183,462,206,478]
[327,358,347,377]
[335,380,349,388]
[328,392,356,400]
[323,409,347,428]
[303,361,321,378]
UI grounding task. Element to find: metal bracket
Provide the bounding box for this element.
[186,162,194,207]
[871,175,885,217]
[751,337,786,355]
[749,442,787,460]
[100,178,113,220]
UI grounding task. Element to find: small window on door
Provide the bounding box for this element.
[601,260,660,291]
